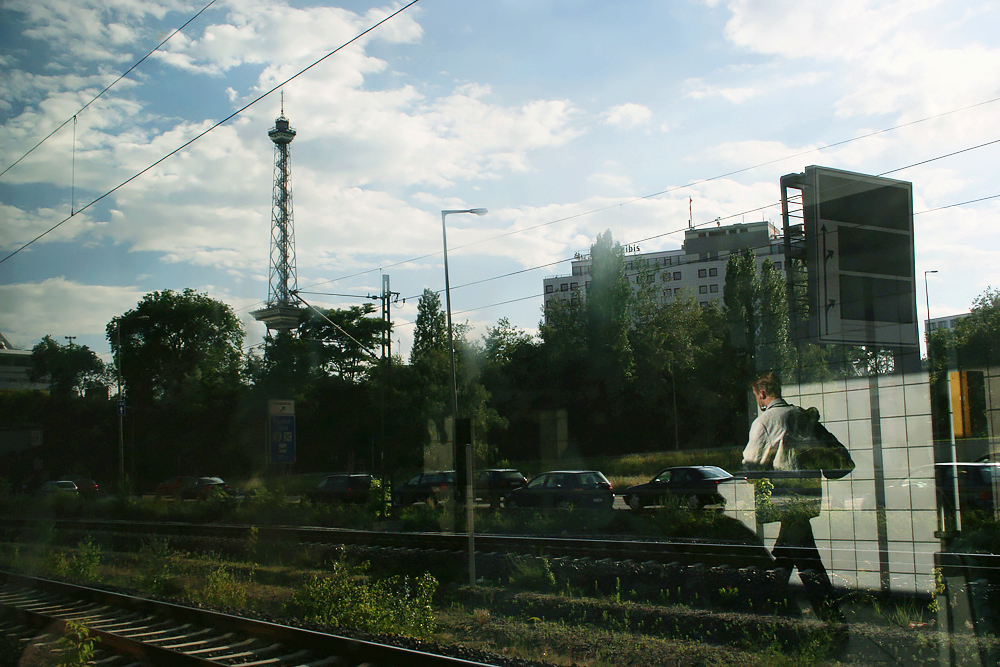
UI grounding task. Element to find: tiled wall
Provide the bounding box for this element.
[724,372,939,595]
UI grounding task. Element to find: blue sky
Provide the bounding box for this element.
[2,0,1000,361]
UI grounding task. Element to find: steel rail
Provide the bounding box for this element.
[0,572,500,667]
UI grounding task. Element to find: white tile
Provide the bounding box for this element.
[904,382,932,415]
[914,548,936,576]
[855,513,879,544]
[847,388,871,420]
[849,480,877,514]
[911,511,939,541]
[889,549,915,575]
[830,540,857,570]
[856,542,881,570]
[906,415,933,446]
[850,448,875,480]
[886,510,914,542]
[879,385,906,417]
[914,573,934,596]
[880,372,904,387]
[884,480,913,510]
[813,516,831,540]
[830,570,859,591]
[829,509,855,541]
[847,420,874,451]
[858,571,882,591]
[909,483,937,512]
[907,445,935,471]
[823,391,849,422]
[882,446,911,478]
[892,573,918,595]
[827,483,854,509]
[880,417,908,448]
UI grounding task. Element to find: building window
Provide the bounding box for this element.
[710,284,718,293]
[561,283,568,292]
[674,288,683,295]
[572,266,582,276]
[773,261,782,271]
[545,284,554,294]
[662,273,671,282]
[699,285,708,294]
[698,268,707,278]
[700,301,709,307]
[709,267,718,277]
[673,271,682,280]
[585,281,591,291]
[625,261,633,271]
[570,282,579,291]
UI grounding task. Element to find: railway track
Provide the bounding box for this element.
[0,572,500,667]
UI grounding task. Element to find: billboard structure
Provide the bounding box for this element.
[782,166,918,348]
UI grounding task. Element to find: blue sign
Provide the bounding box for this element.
[117,400,126,416]
[269,414,296,464]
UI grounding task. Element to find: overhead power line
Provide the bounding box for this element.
[298,94,1000,294]
[0,0,422,266]
[0,0,219,180]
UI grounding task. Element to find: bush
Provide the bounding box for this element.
[46,537,102,581]
[289,564,437,639]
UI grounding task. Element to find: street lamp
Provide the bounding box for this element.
[441,207,487,587]
[924,270,938,359]
[116,315,148,494]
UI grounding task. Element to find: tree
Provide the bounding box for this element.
[29,335,109,397]
[108,289,245,405]
[410,288,448,366]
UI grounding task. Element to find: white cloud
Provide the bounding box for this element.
[0,277,146,351]
[601,103,653,128]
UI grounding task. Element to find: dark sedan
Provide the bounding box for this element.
[502,470,613,510]
[475,468,527,507]
[622,465,736,510]
[306,473,372,504]
[392,470,456,506]
[184,476,232,500]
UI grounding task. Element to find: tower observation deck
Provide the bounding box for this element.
[252,107,302,331]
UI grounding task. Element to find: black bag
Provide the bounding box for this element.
[791,406,855,479]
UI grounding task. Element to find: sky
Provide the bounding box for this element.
[2,0,1000,363]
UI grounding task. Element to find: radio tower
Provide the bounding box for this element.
[252,94,302,332]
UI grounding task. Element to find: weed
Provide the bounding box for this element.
[46,538,102,581]
[195,564,254,608]
[717,586,740,608]
[288,564,438,639]
[473,608,491,626]
[137,538,182,595]
[55,619,100,667]
[508,557,556,591]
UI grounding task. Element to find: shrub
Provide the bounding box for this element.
[289,564,437,639]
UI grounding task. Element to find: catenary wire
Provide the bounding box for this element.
[296,95,1000,293]
[0,0,219,180]
[0,0,422,267]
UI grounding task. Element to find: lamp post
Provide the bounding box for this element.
[116,315,148,494]
[441,207,487,587]
[924,270,938,359]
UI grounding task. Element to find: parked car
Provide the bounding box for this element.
[392,470,456,506]
[154,476,195,499]
[64,476,100,497]
[475,468,528,507]
[502,470,614,510]
[184,477,233,500]
[622,465,737,511]
[306,473,373,504]
[38,480,78,495]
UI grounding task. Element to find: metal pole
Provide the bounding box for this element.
[441,208,486,588]
[117,320,124,493]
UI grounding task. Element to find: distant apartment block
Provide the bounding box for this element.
[0,332,46,392]
[927,313,971,334]
[543,221,785,317]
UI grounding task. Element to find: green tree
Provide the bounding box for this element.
[410,288,448,366]
[29,335,109,397]
[723,249,792,378]
[108,289,245,405]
